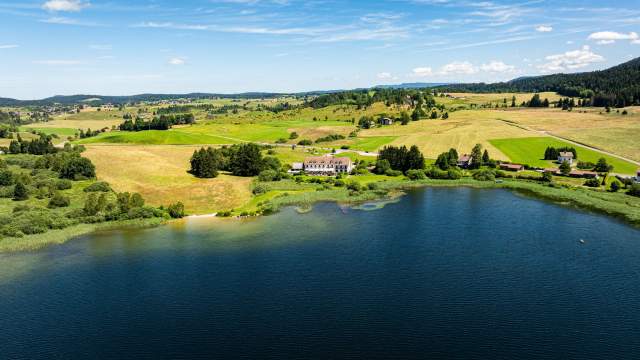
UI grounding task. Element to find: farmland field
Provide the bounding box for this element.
[489,137,638,174]
[83,145,253,214]
[78,130,238,145]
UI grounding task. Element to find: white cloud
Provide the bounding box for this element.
[587,31,638,45]
[480,61,516,73]
[377,72,393,80]
[440,61,477,75]
[633,39,640,45]
[41,17,100,26]
[535,25,553,32]
[0,44,19,49]
[42,0,90,12]
[168,57,186,65]
[538,46,604,73]
[89,44,112,50]
[412,67,433,77]
[33,59,83,65]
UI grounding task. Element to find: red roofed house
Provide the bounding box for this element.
[499,163,525,172]
[457,154,473,168]
[303,156,353,176]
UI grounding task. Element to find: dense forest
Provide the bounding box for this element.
[308,88,436,109]
[436,57,640,107]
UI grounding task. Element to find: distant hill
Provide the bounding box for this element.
[375,82,450,89]
[436,57,640,107]
[0,92,287,107]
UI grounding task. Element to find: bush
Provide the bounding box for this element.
[258,169,279,182]
[406,169,426,180]
[472,169,495,181]
[346,181,362,192]
[83,181,111,192]
[584,178,600,187]
[0,169,13,186]
[340,145,350,150]
[447,169,462,180]
[167,202,185,218]
[59,156,96,180]
[367,182,379,190]
[13,181,28,201]
[384,169,402,177]
[610,180,621,192]
[627,184,640,197]
[334,179,345,187]
[253,184,268,195]
[297,139,312,146]
[56,179,73,190]
[48,192,70,208]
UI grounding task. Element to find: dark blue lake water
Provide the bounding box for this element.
[1,188,640,359]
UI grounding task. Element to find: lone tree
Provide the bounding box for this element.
[13,181,28,201]
[470,144,483,169]
[559,160,572,176]
[594,157,613,173]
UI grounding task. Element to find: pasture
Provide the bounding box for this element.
[83,145,253,214]
[489,137,638,174]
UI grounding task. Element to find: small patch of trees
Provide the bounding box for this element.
[594,157,613,173]
[315,134,345,143]
[119,113,195,131]
[377,145,425,173]
[8,134,56,155]
[189,143,281,179]
[435,148,459,170]
[544,146,577,161]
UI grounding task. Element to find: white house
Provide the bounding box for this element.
[558,151,574,165]
[288,162,304,174]
[303,156,353,176]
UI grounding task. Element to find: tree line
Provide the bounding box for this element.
[119,113,195,131]
[189,143,282,179]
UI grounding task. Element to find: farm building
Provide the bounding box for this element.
[558,152,574,165]
[499,163,525,172]
[379,117,393,125]
[569,170,598,178]
[303,156,353,176]
[457,154,473,168]
[635,170,640,183]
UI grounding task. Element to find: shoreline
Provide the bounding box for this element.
[1,178,638,253]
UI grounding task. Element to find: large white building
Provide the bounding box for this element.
[558,152,574,165]
[303,156,354,175]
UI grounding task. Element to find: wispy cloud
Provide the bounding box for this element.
[168,57,186,65]
[42,0,90,12]
[41,16,102,26]
[0,44,19,49]
[32,59,84,65]
[535,25,553,32]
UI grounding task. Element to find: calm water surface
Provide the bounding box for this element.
[1,188,640,359]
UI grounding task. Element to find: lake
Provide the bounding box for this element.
[1,187,640,359]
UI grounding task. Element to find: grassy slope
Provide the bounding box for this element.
[78,130,238,145]
[490,137,638,174]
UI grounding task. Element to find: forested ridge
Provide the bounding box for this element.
[435,57,640,107]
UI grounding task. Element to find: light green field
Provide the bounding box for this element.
[19,126,78,136]
[78,130,238,145]
[489,137,638,174]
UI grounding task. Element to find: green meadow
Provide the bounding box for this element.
[490,137,638,174]
[78,130,238,145]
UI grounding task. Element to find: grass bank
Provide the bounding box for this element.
[0,217,164,253]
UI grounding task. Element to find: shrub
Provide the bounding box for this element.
[56,179,73,190]
[253,184,268,195]
[297,139,312,146]
[13,181,28,201]
[167,202,185,218]
[367,182,379,190]
[628,184,640,197]
[406,169,426,180]
[346,181,362,192]
[446,169,462,180]
[384,169,402,177]
[584,178,600,187]
[48,192,70,208]
[0,169,13,186]
[472,169,495,181]
[334,179,345,187]
[610,180,621,192]
[258,170,279,182]
[340,145,350,150]
[59,156,96,180]
[83,181,112,192]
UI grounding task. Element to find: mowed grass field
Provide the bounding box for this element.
[495,107,640,161]
[490,137,638,174]
[438,92,562,107]
[83,145,253,214]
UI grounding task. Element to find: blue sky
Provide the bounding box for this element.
[0,0,639,99]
